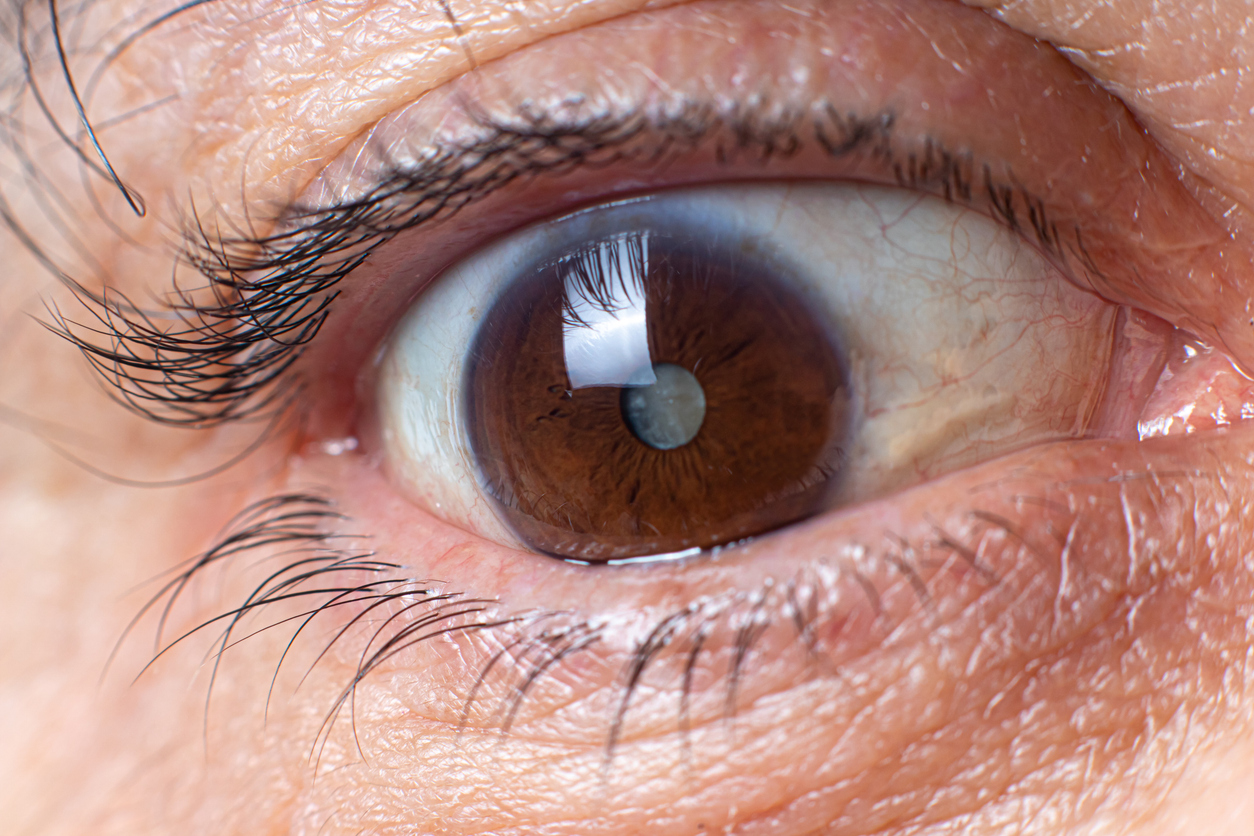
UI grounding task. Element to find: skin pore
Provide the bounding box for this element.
[3,0,1254,834]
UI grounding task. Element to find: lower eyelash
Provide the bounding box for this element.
[121,494,392,693]
[125,493,556,752]
[126,489,1036,767]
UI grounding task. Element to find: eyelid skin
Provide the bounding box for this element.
[963,0,1254,237]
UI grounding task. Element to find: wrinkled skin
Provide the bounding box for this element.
[3,0,1254,834]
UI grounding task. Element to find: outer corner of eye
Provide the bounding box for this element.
[375,182,1121,564]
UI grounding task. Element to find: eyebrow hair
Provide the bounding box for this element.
[4,0,381,240]
[0,0,249,275]
[0,0,165,290]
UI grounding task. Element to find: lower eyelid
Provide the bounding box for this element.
[247,293,1254,827]
[295,424,1209,712]
[199,420,1248,832]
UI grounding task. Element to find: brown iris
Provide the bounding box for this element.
[464,230,850,561]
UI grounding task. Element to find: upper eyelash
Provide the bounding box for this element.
[40,103,965,429]
[12,0,1096,465]
[48,95,1079,431]
[49,102,876,427]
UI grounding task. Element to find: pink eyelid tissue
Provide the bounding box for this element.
[1132,324,1254,440]
[1087,308,1254,441]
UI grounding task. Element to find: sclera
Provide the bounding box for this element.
[378,182,1117,556]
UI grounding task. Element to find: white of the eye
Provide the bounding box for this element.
[378,183,1111,541]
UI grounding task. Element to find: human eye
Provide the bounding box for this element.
[378,182,1121,563]
[13,0,1254,834]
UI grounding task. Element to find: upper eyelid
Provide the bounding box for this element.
[50,102,1075,430]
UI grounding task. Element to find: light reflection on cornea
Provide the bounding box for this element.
[561,538,763,566]
[605,546,704,566]
[560,232,655,390]
[321,437,359,455]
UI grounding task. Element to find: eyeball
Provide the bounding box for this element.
[377,183,1116,562]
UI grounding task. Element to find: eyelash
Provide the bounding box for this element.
[134,490,1007,762]
[47,101,1075,430]
[132,478,1090,764]
[126,493,509,746]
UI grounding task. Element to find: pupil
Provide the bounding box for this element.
[463,228,850,562]
[621,363,707,450]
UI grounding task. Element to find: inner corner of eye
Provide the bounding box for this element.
[374,182,1120,563]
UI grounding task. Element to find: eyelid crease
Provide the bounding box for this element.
[51,101,1075,431]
